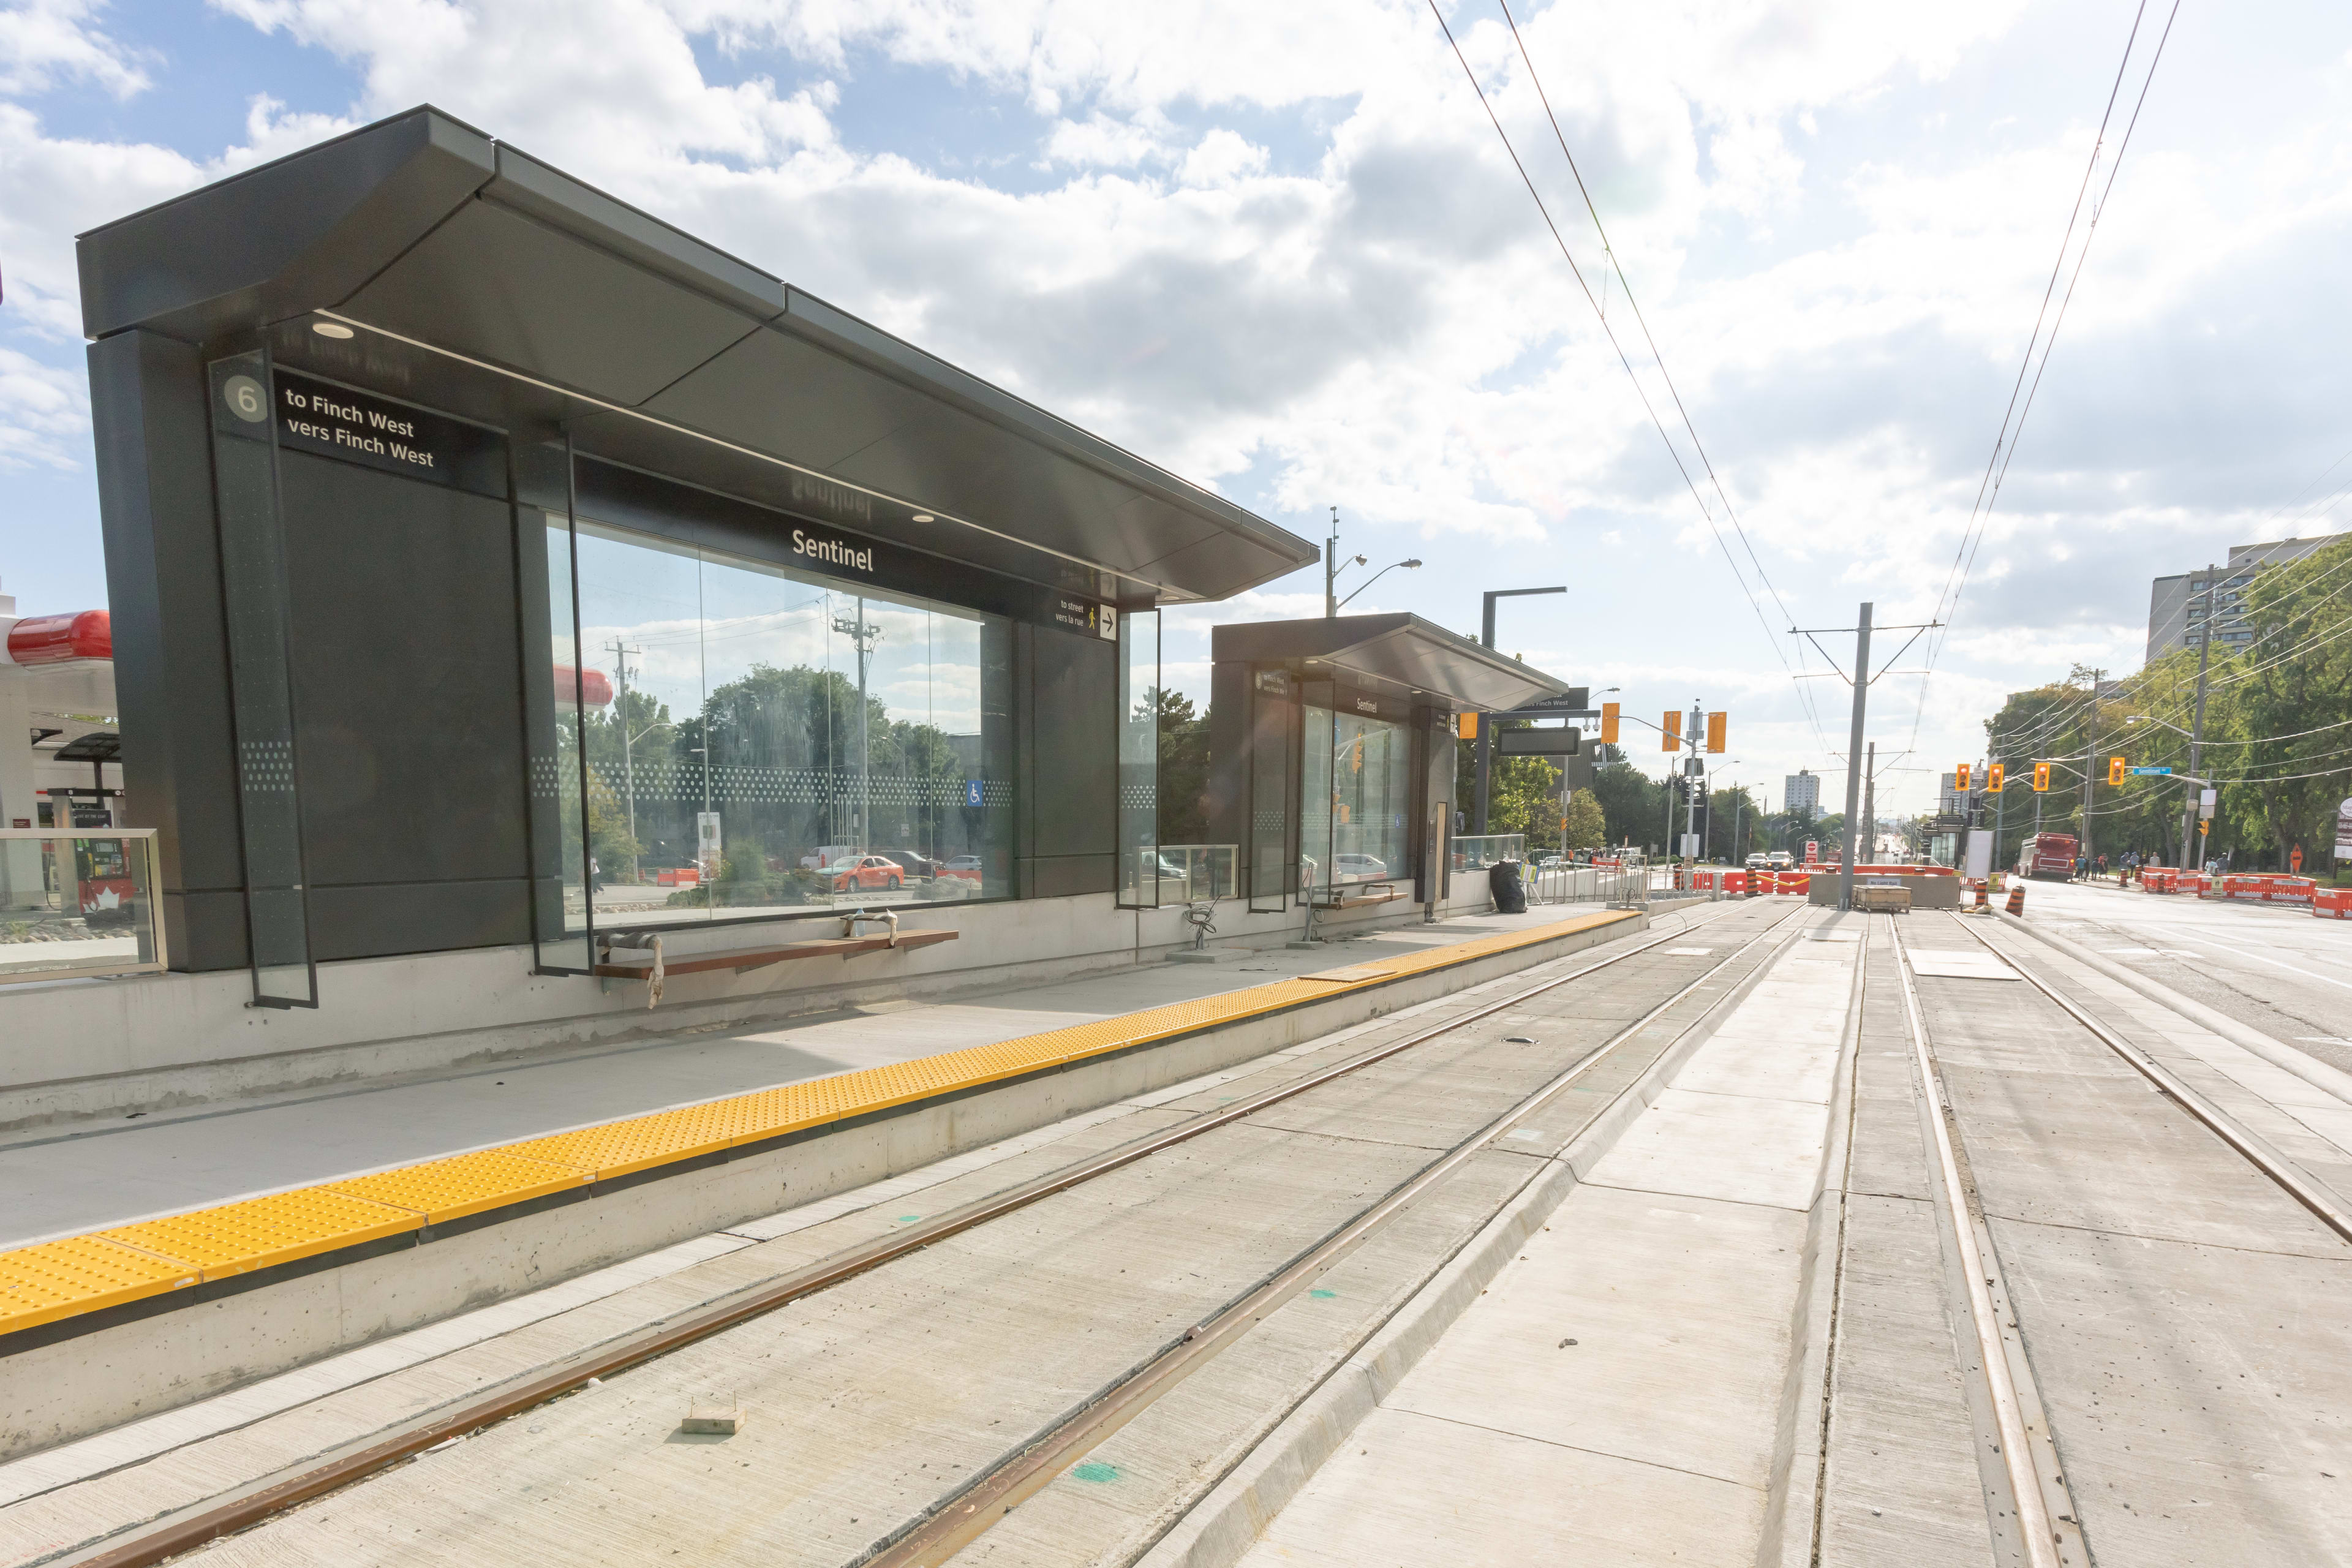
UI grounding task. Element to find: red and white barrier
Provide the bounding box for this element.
[2220,873,2315,906]
[2315,886,2351,919]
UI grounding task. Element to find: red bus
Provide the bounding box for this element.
[2017,832,2077,881]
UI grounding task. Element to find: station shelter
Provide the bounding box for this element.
[74,106,1324,1008]
[1199,616,1577,918]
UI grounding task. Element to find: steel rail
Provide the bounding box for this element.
[53,902,1771,1568]
[1890,924,2070,1568]
[861,904,1808,1568]
[1953,914,2352,1245]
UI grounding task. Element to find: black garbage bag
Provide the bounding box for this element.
[1488,859,1528,914]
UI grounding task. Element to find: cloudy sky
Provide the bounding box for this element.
[4,0,2349,812]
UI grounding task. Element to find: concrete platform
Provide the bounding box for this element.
[1233,912,1858,1567]
[0,907,1600,1251]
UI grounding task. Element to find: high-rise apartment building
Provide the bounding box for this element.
[1784,768,1820,816]
[2147,536,2337,664]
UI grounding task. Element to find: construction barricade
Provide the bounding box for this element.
[2141,867,2177,894]
[2315,885,2352,919]
[2217,873,2315,906]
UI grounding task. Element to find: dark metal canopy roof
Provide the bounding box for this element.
[1212,615,1575,713]
[49,731,123,764]
[77,107,1317,606]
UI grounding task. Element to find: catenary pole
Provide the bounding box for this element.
[1861,741,1875,866]
[2179,564,2217,869]
[2079,666,2102,873]
[1837,602,1872,911]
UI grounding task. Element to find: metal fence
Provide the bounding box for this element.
[1525,859,1649,909]
[1,829,169,985]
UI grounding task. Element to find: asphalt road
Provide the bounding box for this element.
[2015,877,2352,1077]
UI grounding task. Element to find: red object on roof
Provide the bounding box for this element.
[554,665,614,708]
[5,609,111,666]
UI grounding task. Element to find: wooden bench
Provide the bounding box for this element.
[1314,882,1403,911]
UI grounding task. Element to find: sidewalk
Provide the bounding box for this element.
[1234,917,1858,1566]
[0,907,1607,1250]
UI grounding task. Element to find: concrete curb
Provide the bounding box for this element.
[1999,911,2352,1107]
[1135,911,1806,1568]
[1755,916,1870,1568]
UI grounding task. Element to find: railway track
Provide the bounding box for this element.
[43,898,1807,1568]
[1876,911,2352,1568]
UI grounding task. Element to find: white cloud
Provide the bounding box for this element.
[0,345,85,468]
[0,0,149,99]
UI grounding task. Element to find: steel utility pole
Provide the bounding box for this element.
[1681,701,1703,859]
[1861,741,1875,866]
[2178,564,2217,869]
[1991,739,2007,875]
[1473,586,1566,835]
[832,604,884,851]
[1323,507,1340,619]
[2079,666,2103,872]
[1836,603,1872,911]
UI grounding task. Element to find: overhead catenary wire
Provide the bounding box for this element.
[1422,0,1833,752]
[1907,1,2182,761]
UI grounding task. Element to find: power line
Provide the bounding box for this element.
[1907,0,2182,755]
[1422,0,1832,750]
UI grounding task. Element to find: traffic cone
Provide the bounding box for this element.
[2005,883,2025,916]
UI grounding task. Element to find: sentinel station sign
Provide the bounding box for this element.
[217,368,505,497]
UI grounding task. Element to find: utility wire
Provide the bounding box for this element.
[1908,0,2181,756]
[1423,0,1833,750]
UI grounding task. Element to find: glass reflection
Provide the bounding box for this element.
[552,515,1012,932]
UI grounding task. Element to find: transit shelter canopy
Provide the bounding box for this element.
[77,107,1316,606]
[1213,615,1575,713]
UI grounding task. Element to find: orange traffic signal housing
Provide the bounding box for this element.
[1458,712,1477,740]
[1600,702,1620,745]
[2108,755,2127,786]
[1954,762,1971,791]
[2032,761,2051,791]
[1661,710,1681,752]
[1988,762,2005,793]
[1705,711,1727,753]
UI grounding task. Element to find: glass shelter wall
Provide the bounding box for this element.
[547,512,1014,936]
[1302,696,1412,902]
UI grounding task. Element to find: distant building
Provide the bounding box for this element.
[1784,768,1820,816]
[2147,536,2337,664]
[1939,772,1969,817]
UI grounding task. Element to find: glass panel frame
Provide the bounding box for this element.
[1247,677,1294,913]
[546,487,1019,940]
[206,347,317,1009]
[1117,608,1161,908]
[0,829,168,984]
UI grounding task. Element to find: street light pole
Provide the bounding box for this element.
[2179,564,2217,869]
[832,604,884,853]
[1475,585,1566,835]
[2080,666,2103,872]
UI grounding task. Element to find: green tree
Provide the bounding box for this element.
[1562,789,1608,852]
[1152,688,1212,845]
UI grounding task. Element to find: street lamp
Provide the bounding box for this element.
[1335,558,1422,612]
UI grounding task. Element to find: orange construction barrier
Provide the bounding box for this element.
[2315,886,2352,919]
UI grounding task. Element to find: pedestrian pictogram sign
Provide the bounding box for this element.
[2108,755,2127,786]
[1988,763,2005,793]
[2032,761,2051,791]
[1954,763,1970,791]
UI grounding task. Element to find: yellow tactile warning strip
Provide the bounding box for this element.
[0,909,1633,1339]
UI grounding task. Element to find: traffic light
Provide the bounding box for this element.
[1600,702,1620,745]
[2032,761,2051,791]
[1954,762,1971,791]
[1661,710,1681,752]
[1988,762,2005,793]
[1705,711,1727,753]
[2108,755,2127,786]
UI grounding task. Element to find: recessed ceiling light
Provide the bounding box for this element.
[910,513,933,523]
[312,320,354,339]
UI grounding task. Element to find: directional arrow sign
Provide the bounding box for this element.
[2128,766,2174,776]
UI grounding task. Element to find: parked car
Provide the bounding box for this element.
[941,854,984,884]
[825,854,905,893]
[877,849,940,881]
[1332,853,1390,881]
